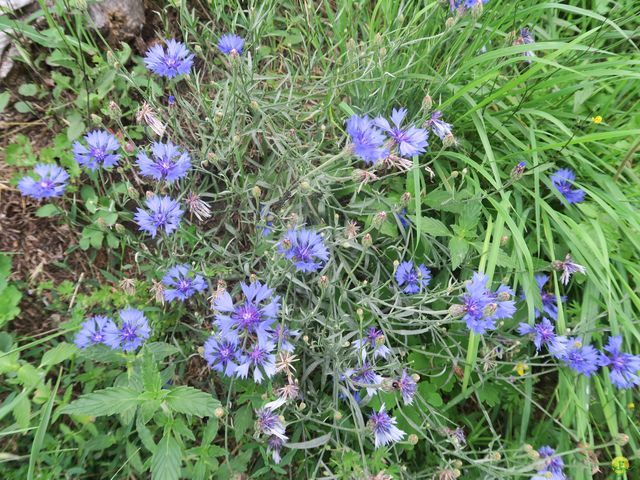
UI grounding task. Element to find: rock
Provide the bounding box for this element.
[87,0,145,40]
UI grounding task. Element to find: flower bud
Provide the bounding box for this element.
[115,223,126,234]
[422,95,433,112]
[90,114,102,125]
[108,101,121,119]
[214,407,225,418]
[362,233,372,248]
[400,192,411,206]
[334,411,343,421]
[373,211,387,228]
[251,186,262,199]
[408,434,419,445]
[319,275,329,288]
[448,304,465,317]
[615,433,630,446]
[299,181,311,193]
[511,161,526,181]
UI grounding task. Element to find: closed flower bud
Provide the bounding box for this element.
[108,101,121,118]
[249,273,258,283]
[319,275,329,287]
[445,17,457,29]
[615,433,629,446]
[393,259,400,270]
[299,181,311,193]
[500,235,510,245]
[115,223,126,234]
[334,411,343,421]
[194,45,203,54]
[214,407,225,418]
[373,212,387,228]
[411,373,420,382]
[451,170,459,178]
[422,95,433,111]
[400,192,411,206]
[90,114,102,125]
[362,233,373,248]
[127,186,140,200]
[408,434,419,445]
[448,304,466,317]
[298,402,306,411]
[443,133,457,148]
[356,308,364,318]
[251,186,262,199]
[250,100,258,109]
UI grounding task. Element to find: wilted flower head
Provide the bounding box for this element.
[552,254,586,285]
[267,435,285,464]
[104,308,151,351]
[72,130,121,170]
[161,264,206,302]
[136,142,191,183]
[368,404,405,448]
[394,370,417,405]
[278,229,329,273]
[18,164,69,199]
[374,107,429,157]
[346,114,388,165]
[75,315,115,349]
[518,318,556,351]
[136,102,166,137]
[511,161,526,180]
[185,192,212,221]
[395,261,431,294]
[203,336,241,376]
[550,168,585,204]
[426,111,453,142]
[352,326,391,359]
[217,33,245,55]
[134,195,183,238]
[601,336,640,389]
[144,39,194,78]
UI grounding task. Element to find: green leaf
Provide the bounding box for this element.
[66,112,85,141]
[233,404,253,442]
[151,433,181,480]
[165,386,220,417]
[0,91,10,113]
[449,237,469,270]
[61,387,140,416]
[35,204,62,218]
[418,216,451,237]
[18,84,38,97]
[142,351,162,392]
[0,285,22,326]
[40,342,76,367]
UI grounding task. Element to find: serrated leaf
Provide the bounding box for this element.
[151,434,181,480]
[449,237,469,270]
[146,342,179,361]
[233,404,253,442]
[165,386,219,417]
[35,204,62,218]
[61,387,140,416]
[418,216,451,237]
[142,350,161,392]
[40,342,76,367]
[0,285,22,326]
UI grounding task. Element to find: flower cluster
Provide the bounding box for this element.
[75,309,151,352]
[455,272,516,334]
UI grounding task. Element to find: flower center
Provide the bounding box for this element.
[121,325,137,342]
[294,244,313,263]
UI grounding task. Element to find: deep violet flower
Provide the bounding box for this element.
[345,114,389,165]
[161,264,206,302]
[395,261,431,294]
[352,326,391,359]
[394,370,417,405]
[527,274,565,320]
[236,340,277,383]
[17,164,69,199]
[103,308,151,351]
[136,142,191,183]
[134,195,184,238]
[601,336,640,389]
[72,130,121,170]
[203,336,241,377]
[368,404,405,448]
[550,168,585,204]
[255,407,287,440]
[374,107,429,157]
[217,33,245,55]
[518,318,556,351]
[74,315,114,349]
[144,39,194,78]
[278,229,329,273]
[532,445,566,480]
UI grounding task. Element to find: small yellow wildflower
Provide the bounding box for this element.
[627,402,635,410]
[592,115,603,124]
[611,456,629,474]
[515,361,528,376]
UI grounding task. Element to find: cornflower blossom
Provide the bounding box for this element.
[203,336,241,376]
[374,108,429,157]
[255,407,287,440]
[104,308,151,351]
[532,446,566,480]
[217,33,245,55]
[515,28,535,59]
[396,208,410,229]
[74,316,114,349]
[345,114,388,165]
[518,318,556,351]
[554,337,602,377]
[213,281,280,344]
[72,130,121,170]
[601,336,640,389]
[451,0,489,12]
[134,195,183,238]
[345,362,383,397]
[236,340,277,383]
[511,161,526,181]
[161,264,206,302]
[457,272,516,334]
[395,261,431,294]
[136,142,192,183]
[368,404,405,448]
[352,326,391,359]
[270,324,299,352]
[526,274,564,320]
[144,39,194,78]
[278,229,329,273]
[552,254,587,285]
[550,168,585,204]
[394,370,417,405]
[18,164,69,199]
[267,435,285,464]
[426,111,453,142]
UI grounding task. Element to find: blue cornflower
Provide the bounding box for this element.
[213,281,280,344]
[395,261,431,294]
[270,324,300,353]
[144,39,194,79]
[368,404,405,449]
[395,370,417,405]
[375,108,429,157]
[601,336,640,389]
[518,318,556,351]
[136,142,192,183]
[426,111,453,142]
[530,274,565,320]
[458,272,516,334]
[278,229,329,272]
[72,130,121,170]
[17,164,69,199]
[104,308,151,351]
[396,208,410,229]
[345,362,383,397]
[255,407,287,440]
[168,95,176,106]
[451,0,489,11]
[267,435,285,464]
[550,168,585,204]
[532,446,566,480]
[511,161,527,180]
[217,33,245,55]
[554,337,602,377]
[134,195,184,238]
[161,264,206,302]
[236,340,277,383]
[352,326,391,359]
[345,114,388,165]
[74,315,115,349]
[203,336,241,377]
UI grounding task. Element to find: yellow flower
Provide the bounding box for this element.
[515,362,528,376]
[611,456,629,474]
[628,402,635,410]
[592,115,603,124]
